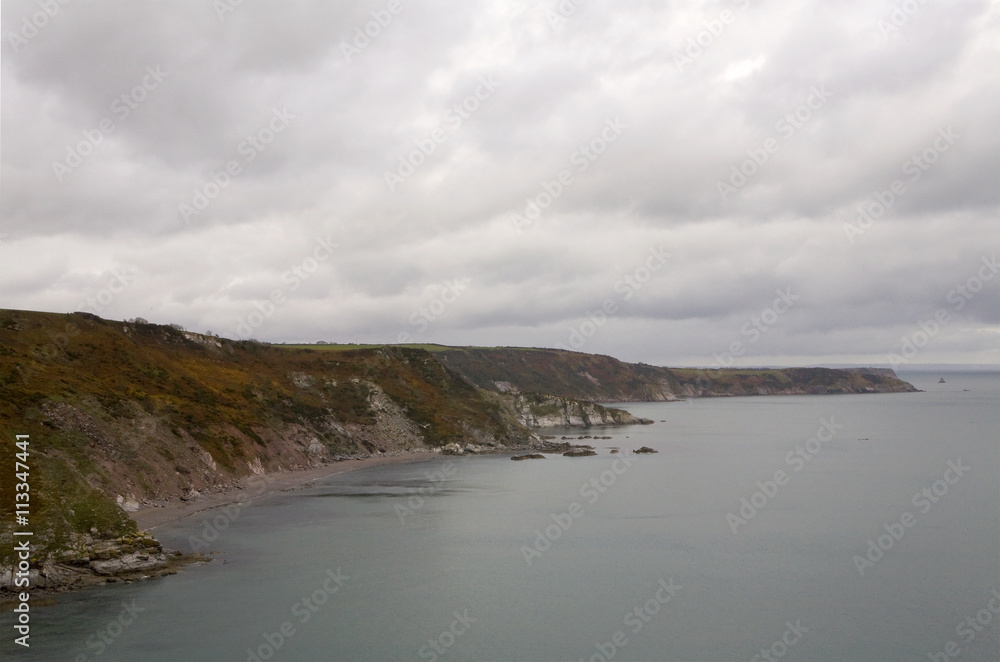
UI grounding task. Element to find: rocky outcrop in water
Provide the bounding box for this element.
[0,532,184,592]
[563,448,598,457]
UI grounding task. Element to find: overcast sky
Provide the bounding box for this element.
[1,0,998,368]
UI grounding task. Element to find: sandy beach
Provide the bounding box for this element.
[131,451,440,530]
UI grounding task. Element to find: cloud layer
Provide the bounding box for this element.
[2,0,998,367]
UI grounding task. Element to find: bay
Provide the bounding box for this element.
[8,371,998,661]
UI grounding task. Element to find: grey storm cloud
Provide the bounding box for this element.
[1,0,998,368]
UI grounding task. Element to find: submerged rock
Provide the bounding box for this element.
[563,448,598,457]
[511,454,545,461]
[634,446,658,454]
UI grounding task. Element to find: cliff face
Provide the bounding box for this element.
[434,348,679,402]
[433,348,918,401]
[0,531,175,592]
[504,392,653,428]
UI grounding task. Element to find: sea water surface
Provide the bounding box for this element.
[7,371,999,661]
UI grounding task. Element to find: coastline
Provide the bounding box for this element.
[132,450,442,531]
[0,451,445,597]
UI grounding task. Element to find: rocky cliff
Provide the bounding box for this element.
[506,392,653,428]
[431,347,917,401]
[0,531,180,592]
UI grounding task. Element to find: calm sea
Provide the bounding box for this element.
[4,371,998,661]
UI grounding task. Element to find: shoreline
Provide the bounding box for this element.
[0,452,447,596]
[132,450,441,531]
[131,434,614,531]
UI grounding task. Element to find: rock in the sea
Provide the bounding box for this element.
[90,552,168,576]
[634,446,658,454]
[563,449,597,457]
[441,442,489,455]
[0,532,173,591]
[511,454,545,461]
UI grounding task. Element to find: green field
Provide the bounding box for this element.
[276,343,547,353]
